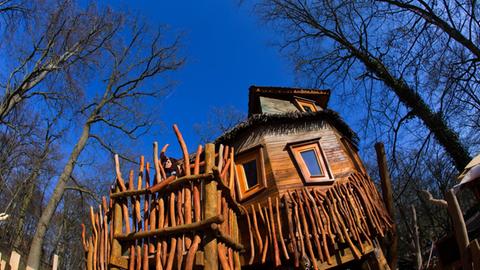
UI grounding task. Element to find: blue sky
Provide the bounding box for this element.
[109,1,296,157]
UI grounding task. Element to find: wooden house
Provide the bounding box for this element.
[217,86,365,203]
[82,86,393,270]
[215,86,392,269]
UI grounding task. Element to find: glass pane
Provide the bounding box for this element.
[243,159,258,188]
[300,149,323,176]
[302,105,313,112]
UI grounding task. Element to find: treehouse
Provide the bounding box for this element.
[81,86,393,270]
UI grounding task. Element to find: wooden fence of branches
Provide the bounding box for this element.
[81,125,243,270]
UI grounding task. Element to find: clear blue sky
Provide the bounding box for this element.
[109,1,296,157]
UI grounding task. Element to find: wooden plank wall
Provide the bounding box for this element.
[227,128,280,207]
[229,120,362,202]
[264,123,355,192]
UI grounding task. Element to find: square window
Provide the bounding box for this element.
[235,146,267,201]
[288,139,333,183]
[294,97,318,112]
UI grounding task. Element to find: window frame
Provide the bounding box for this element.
[235,145,267,201]
[293,97,318,112]
[287,138,334,184]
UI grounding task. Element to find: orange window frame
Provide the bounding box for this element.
[294,98,318,112]
[235,146,267,201]
[288,139,333,184]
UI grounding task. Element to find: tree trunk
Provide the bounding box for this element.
[26,121,92,269]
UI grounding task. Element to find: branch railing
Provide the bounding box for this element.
[81,125,243,270]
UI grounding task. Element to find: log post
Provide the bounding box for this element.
[411,205,422,270]
[9,251,20,270]
[445,189,470,270]
[110,186,123,270]
[374,142,398,270]
[52,254,59,270]
[204,143,218,270]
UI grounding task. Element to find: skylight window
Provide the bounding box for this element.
[288,139,333,184]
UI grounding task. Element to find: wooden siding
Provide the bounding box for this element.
[227,128,279,206]
[229,120,361,200]
[262,123,356,192]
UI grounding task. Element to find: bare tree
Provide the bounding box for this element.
[0,0,117,127]
[11,119,60,250]
[26,14,184,269]
[0,0,27,27]
[194,106,245,143]
[256,0,475,171]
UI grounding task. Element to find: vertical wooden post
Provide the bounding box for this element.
[204,143,218,270]
[110,186,123,270]
[0,253,5,270]
[52,254,59,270]
[373,243,391,270]
[9,251,20,270]
[411,205,422,270]
[445,189,471,270]
[470,239,480,269]
[374,142,398,270]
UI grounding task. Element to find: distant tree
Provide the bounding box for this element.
[194,105,245,143]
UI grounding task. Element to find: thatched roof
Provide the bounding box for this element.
[216,109,359,145]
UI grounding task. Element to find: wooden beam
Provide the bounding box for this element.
[212,168,243,215]
[114,214,224,241]
[204,143,218,270]
[52,254,59,270]
[470,239,480,269]
[8,251,20,270]
[109,255,128,269]
[211,223,245,251]
[109,186,123,270]
[374,142,398,270]
[411,205,422,270]
[445,189,470,270]
[110,173,214,198]
[317,241,374,269]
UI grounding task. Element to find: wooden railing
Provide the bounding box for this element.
[239,172,393,269]
[81,126,244,270]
